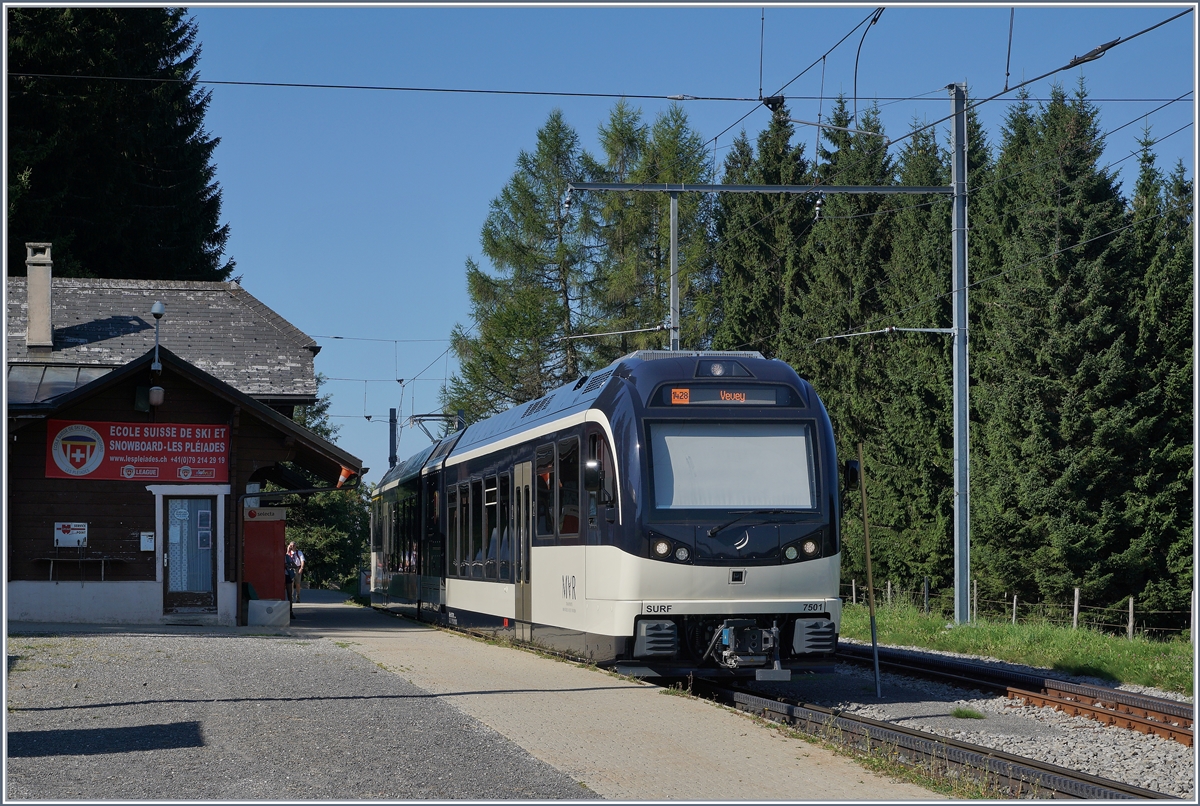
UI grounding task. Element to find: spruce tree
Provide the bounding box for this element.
[775,99,896,582]
[588,102,715,363]
[1124,146,1194,620]
[971,83,1141,605]
[712,105,812,356]
[866,125,955,587]
[7,7,232,279]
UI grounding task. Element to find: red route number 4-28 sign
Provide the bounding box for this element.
[45,419,229,482]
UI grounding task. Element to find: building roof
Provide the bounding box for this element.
[11,345,363,486]
[7,277,320,405]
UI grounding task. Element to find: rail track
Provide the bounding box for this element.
[693,680,1178,800]
[837,643,1194,747]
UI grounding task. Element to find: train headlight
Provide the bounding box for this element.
[674,546,690,562]
[652,538,672,558]
[783,545,799,561]
[802,539,820,557]
[709,361,727,377]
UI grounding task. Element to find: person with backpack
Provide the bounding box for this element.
[286,542,305,603]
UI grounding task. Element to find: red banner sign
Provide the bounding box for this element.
[46,419,229,482]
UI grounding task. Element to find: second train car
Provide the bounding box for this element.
[370,350,846,680]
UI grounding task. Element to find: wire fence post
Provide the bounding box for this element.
[887,580,892,606]
[852,578,857,605]
[973,578,977,623]
[1128,595,1135,640]
[923,576,930,616]
[1073,588,1080,630]
[1012,594,1017,626]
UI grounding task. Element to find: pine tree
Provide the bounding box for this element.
[587,101,652,359]
[443,111,597,421]
[1124,146,1194,620]
[712,105,812,356]
[7,7,232,279]
[589,103,715,364]
[971,82,1141,605]
[864,124,955,587]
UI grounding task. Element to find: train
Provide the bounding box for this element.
[369,350,847,680]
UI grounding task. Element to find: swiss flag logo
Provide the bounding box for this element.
[61,436,97,470]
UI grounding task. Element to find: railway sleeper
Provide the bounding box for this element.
[1009,688,1195,748]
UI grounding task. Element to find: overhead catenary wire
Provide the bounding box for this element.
[884,7,1194,151]
[819,200,1189,344]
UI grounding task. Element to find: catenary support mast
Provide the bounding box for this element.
[950,82,971,624]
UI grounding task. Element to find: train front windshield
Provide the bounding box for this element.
[648,421,817,510]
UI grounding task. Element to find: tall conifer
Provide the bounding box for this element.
[712,105,811,356]
[971,83,1140,604]
[7,7,232,279]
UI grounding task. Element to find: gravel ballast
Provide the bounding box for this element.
[749,649,1196,800]
[5,632,598,800]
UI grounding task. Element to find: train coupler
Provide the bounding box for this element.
[703,619,791,681]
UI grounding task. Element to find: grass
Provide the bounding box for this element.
[840,601,1194,694]
[951,707,986,719]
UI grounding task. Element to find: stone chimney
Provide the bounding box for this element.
[25,243,53,353]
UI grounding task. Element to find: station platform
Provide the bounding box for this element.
[285,589,940,801]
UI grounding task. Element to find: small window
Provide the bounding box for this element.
[558,437,580,537]
[459,484,470,576]
[536,444,555,538]
[484,476,498,580]
[446,488,459,576]
[471,480,484,579]
[498,474,511,582]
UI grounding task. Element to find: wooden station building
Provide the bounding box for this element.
[6,244,364,626]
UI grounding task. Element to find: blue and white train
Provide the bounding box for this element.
[370,350,847,679]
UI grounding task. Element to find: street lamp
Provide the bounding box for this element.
[150,301,165,372]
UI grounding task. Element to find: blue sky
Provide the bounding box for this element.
[186,3,1196,483]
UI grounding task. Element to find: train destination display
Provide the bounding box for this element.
[665,386,789,406]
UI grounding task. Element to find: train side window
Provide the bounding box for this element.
[424,476,441,579]
[523,484,532,583]
[498,474,511,581]
[470,479,484,579]
[459,483,470,576]
[371,499,383,553]
[558,437,580,538]
[514,482,523,581]
[535,444,555,538]
[388,500,399,573]
[446,488,459,576]
[405,498,417,574]
[484,476,498,580]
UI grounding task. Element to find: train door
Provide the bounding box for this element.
[513,461,533,640]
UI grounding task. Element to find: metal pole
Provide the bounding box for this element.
[388,408,398,468]
[924,576,930,616]
[1012,594,1017,626]
[951,82,971,625]
[857,442,882,698]
[1128,595,1135,640]
[669,191,679,351]
[1073,588,1080,629]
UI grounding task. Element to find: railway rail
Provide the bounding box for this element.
[694,680,1178,800]
[837,643,1194,747]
